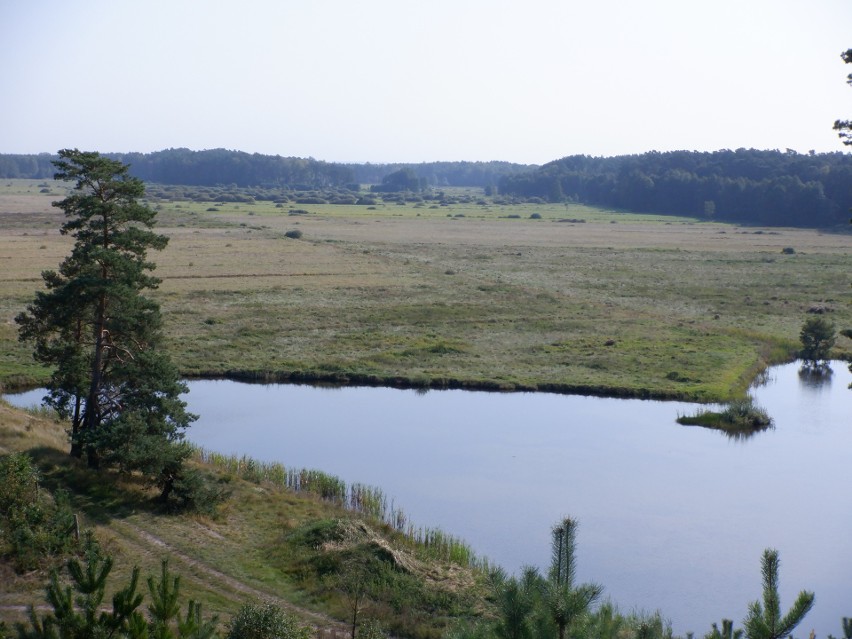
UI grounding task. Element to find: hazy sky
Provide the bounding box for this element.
[2,1,850,164]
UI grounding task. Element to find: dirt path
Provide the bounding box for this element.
[122,522,350,635]
[1,523,351,638]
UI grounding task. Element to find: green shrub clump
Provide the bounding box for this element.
[677,399,772,437]
[0,452,78,572]
[226,602,310,639]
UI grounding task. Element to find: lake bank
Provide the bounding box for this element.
[7,360,850,635]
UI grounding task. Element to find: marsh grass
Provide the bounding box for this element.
[2,180,850,400]
[677,399,773,437]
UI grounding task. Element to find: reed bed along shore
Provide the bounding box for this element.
[193,447,488,571]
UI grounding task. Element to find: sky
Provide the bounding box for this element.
[1,0,851,165]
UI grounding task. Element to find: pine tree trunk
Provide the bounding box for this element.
[70,395,83,458]
[83,294,107,469]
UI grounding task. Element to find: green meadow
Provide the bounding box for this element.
[1,180,849,401]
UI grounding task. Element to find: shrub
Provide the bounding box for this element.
[284,229,303,240]
[799,316,835,368]
[166,467,231,516]
[0,453,78,572]
[358,619,388,639]
[226,602,311,639]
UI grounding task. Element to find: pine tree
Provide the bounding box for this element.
[148,560,219,639]
[17,537,147,638]
[743,549,814,639]
[543,518,603,639]
[16,149,194,498]
[833,49,852,147]
[16,542,219,639]
[799,316,836,370]
[493,576,536,639]
[706,619,743,639]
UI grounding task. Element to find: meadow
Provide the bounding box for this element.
[1,179,851,636]
[0,179,850,401]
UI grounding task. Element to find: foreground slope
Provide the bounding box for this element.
[0,401,491,638]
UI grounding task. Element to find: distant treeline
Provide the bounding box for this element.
[0,149,349,187]
[0,148,534,190]
[4,147,851,227]
[499,149,852,227]
[347,160,536,188]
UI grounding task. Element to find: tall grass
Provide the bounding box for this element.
[676,398,773,437]
[192,446,489,570]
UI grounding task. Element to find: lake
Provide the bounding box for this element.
[6,361,851,636]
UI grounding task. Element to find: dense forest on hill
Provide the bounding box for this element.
[0,149,354,187]
[498,149,852,227]
[0,149,533,190]
[2,147,851,227]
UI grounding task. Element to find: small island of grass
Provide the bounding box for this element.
[677,399,773,437]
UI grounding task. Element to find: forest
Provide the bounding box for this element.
[0,149,533,192]
[1,147,851,228]
[498,148,852,227]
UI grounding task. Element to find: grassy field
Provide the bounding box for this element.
[1,179,850,401]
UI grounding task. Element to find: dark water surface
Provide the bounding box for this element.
[6,361,851,635]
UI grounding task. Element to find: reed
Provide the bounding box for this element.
[190,445,489,569]
[676,398,772,437]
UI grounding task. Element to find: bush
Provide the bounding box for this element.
[0,453,78,571]
[227,602,311,639]
[358,618,388,639]
[167,467,231,515]
[284,229,303,239]
[800,316,835,368]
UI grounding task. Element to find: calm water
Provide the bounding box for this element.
[6,362,851,636]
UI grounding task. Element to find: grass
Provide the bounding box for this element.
[676,399,773,438]
[1,181,850,401]
[0,402,492,638]
[193,447,486,571]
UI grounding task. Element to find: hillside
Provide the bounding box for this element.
[0,400,492,638]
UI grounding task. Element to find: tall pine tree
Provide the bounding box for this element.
[16,149,194,498]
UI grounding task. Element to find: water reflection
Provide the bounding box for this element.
[797,364,833,391]
[716,422,774,442]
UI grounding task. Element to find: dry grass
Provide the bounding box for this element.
[1,182,850,400]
